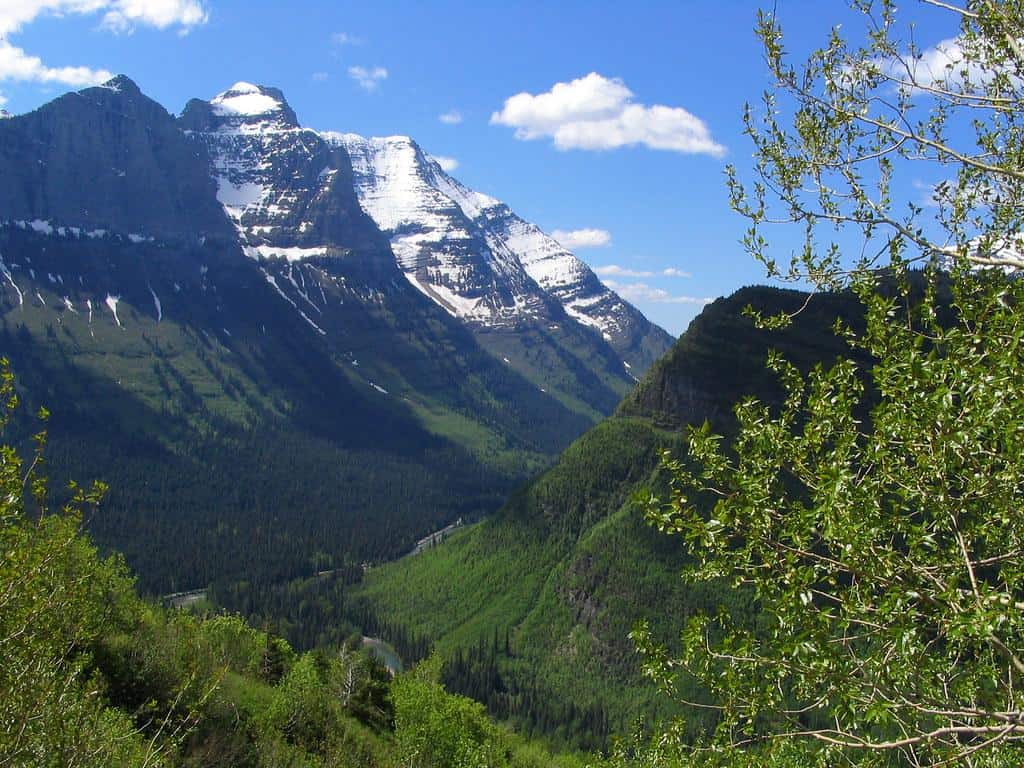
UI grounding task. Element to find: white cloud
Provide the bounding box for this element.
[912,179,941,208]
[433,155,458,172]
[551,228,611,249]
[331,31,362,46]
[99,0,208,33]
[0,41,112,86]
[0,0,207,37]
[602,279,711,305]
[0,1,206,88]
[491,72,725,156]
[439,109,462,125]
[661,267,692,277]
[348,65,387,92]
[869,36,1021,95]
[594,264,693,279]
[312,71,329,82]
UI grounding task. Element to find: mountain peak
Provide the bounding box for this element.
[179,82,299,132]
[208,82,298,128]
[99,74,142,95]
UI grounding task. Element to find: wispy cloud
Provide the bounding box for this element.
[348,65,388,92]
[432,155,459,172]
[312,71,329,82]
[0,0,207,94]
[912,179,940,208]
[439,109,463,125]
[603,279,712,305]
[331,32,363,46]
[551,228,611,249]
[492,72,725,157]
[594,264,692,278]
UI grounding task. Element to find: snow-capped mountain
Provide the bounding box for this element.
[333,133,672,370]
[179,82,671,371]
[0,74,675,590]
[179,82,390,272]
[0,76,673,453]
[331,134,546,326]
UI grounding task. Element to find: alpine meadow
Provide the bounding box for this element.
[1,1,1024,767]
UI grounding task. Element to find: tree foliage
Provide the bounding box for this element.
[0,358,156,766]
[636,2,1024,766]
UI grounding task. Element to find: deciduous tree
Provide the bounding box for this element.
[636,2,1024,766]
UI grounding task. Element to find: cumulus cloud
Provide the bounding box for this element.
[551,228,611,249]
[432,155,459,172]
[0,0,207,37]
[0,42,112,86]
[99,0,208,33]
[439,109,462,125]
[0,1,206,89]
[594,264,692,279]
[348,65,387,92]
[602,279,712,305]
[491,72,725,156]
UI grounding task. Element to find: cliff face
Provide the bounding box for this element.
[618,285,865,430]
[0,76,231,241]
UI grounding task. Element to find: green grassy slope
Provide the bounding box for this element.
[351,285,868,748]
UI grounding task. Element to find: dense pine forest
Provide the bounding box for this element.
[0,361,597,767]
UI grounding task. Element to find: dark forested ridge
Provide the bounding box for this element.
[352,285,869,748]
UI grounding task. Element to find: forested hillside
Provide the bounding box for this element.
[0,360,598,767]
[348,284,868,748]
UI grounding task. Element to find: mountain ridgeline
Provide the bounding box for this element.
[352,285,869,749]
[0,77,672,594]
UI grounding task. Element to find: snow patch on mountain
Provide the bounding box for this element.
[243,244,330,262]
[331,132,547,326]
[105,294,121,327]
[334,130,640,343]
[149,286,162,322]
[211,83,286,117]
[0,257,23,307]
[217,179,266,221]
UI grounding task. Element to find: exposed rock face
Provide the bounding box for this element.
[619,286,866,429]
[0,76,674,437]
[0,76,230,241]
[179,82,395,280]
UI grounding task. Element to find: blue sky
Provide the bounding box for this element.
[0,1,960,334]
